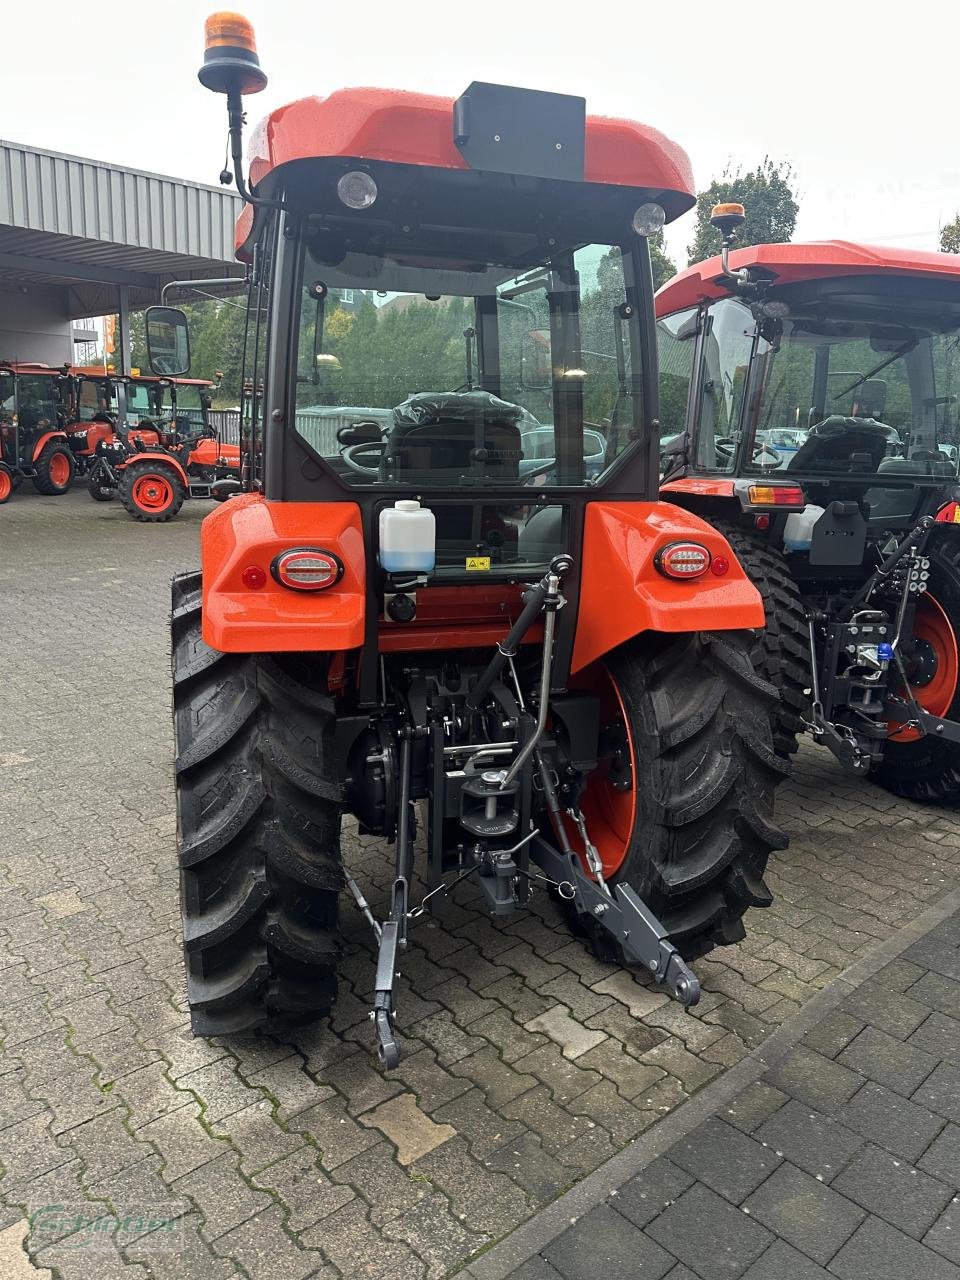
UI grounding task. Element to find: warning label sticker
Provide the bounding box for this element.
[465,556,492,571]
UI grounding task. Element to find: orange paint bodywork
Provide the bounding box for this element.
[570,502,764,674]
[123,451,190,487]
[661,477,736,500]
[201,494,366,653]
[188,438,240,469]
[201,495,763,667]
[31,430,68,461]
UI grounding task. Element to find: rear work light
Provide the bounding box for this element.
[655,541,712,580]
[746,485,805,508]
[271,548,344,591]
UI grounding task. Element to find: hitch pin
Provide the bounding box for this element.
[566,808,610,895]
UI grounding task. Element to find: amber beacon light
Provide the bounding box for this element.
[198,12,268,95]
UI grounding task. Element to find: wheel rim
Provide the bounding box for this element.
[131,473,174,513]
[888,591,959,742]
[48,452,70,487]
[0,469,11,502]
[573,663,636,878]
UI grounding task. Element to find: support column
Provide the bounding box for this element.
[117,285,131,375]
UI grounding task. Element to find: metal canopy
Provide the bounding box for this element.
[0,139,244,316]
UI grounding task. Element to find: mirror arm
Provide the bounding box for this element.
[226,90,288,213]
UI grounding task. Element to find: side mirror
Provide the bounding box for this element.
[145,306,191,377]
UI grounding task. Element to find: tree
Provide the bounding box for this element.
[649,232,676,290]
[940,216,960,254]
[687,159,799,265]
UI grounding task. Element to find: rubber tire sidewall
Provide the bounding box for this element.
[121,461,186,522]
[32,442,76,495]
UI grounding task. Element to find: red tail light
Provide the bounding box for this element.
[746,484,805,508]
[271,548,344,591]
[936,501,960,524]
[655,541,711,580]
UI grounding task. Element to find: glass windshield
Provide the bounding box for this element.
[699,296,960,481]
[293,239,641,488]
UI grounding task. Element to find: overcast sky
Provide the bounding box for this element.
[3,0,957,268]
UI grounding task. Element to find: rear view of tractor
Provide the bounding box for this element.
[160,13,790,1065]
[0,363,77,502]
[656,208,960,799]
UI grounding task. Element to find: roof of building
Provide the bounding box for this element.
[0,140,244,316]
[655,241,960,316]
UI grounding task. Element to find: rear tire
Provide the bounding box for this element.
[577,630,788,958]
[0,464,13,504]
[172,572,343,1035]
[873,536,960,803]
[32,441,75,495]
[713,521,810,758]
[121,460,185,522]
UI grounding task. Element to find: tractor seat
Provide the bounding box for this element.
[788,417,896,474]
[878,452,954,478]
[381,391,524,484]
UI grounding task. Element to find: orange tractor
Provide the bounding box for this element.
[159,13,790,1064]
[0,362,77,502]
[656,206,960,799]
[73,370,241,520]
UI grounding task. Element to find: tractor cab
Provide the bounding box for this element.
[0,363,77,502]
[656,237,960,543]
[157,13,791,1067]
[656,229,960,796]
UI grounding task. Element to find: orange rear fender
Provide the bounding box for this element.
[571,501,764,673]
[188,438,240,469]
[31,430,69,461]
[201,494,366,653]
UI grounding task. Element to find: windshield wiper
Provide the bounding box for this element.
[833,341,915,403]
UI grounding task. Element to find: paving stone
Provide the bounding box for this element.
[640,1037,722,1093]
[800,1011,866,1059]
[908,970,960,1020]
[703,1001,775,1050]
[741,1240,832,1279]
[841,984,931,1040]
[511,1043,602,1105]
[429,976,503,1027]
[210,1102,307,1176]
[470,1007,548,1064]
[754,1098,863,1181]
[918,1121,960,1185]
[500,1084,594,1154]
[672,1117,782,1204]
[497,942,569,989]
[646,1183,772,1280]
[67,1109,156,1184]
[742,1162,865,1264]
[543,1203,675,1279]
[250,1148,354,1233]
[0,1219,52,1280]
[830,1214,960,1280]
[903,938,960,982]
[178,1059,267,1124]
[113,1062,193,1131]
[385,1044,473,1113]
[591,971,670,1019]
[576,1038,665,1101]
[214,1203,325,1280]
[382,1189,486,1278]
[837,1024,938,1098]
[584,1002,670,1058]
[433,1087,526,1161]
[762,1048,863,1112]
[125,1212,239,1280]
[613,1158,694,1229]
[247,1055,336,1120]
[138,1100,226,1183]
[406,1010,489,1065]
[484,1131,573,1207]
[510,1258,564,1280]
[566,1080,648,1145]
[832,1143,954,1238]
[0,1113,75,1188]
[842,1080,945,1163]
[913,1061,960,1124]
[173,1152,273,1243]
[300,1199,423,1280]
[413,1135,529,1235]
[908,1010,960,1063]
[523,1007,607,1061]
[723,1082,789,1134]
[359,1092,455,1166]
[923,1195,960,1266]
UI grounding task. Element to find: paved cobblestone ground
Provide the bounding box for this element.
[2,488,959,1279]
[497,905,960,1280]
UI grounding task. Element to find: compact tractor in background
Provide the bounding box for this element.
[0,362,77,502]
[155,13,791,1066]
[656,205,960,800]
[72,370,241,520]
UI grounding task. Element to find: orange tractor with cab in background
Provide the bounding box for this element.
[656,204,960,800]
[0,362,77,502]
[154,13,792,1067]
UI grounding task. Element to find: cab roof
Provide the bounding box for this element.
[655,241,960,317]
[0,361,212,387]
[239,87,696,255]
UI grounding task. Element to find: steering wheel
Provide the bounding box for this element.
[753,444,783,467]
[341,439,386,475]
